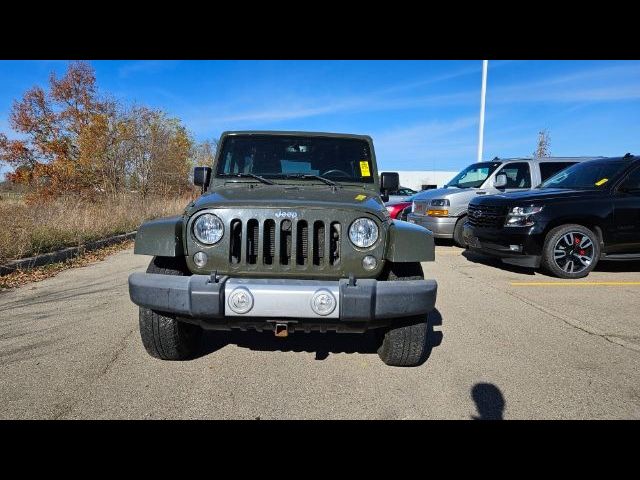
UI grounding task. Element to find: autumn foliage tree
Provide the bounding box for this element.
[192,138,218,167]
[0,61,195,199]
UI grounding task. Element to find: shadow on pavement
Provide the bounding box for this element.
[471,382,505,420]
[462,250,537,276]
[196,309,443,364]
[435,238,456,247]
[594,260,640,273]
[462,249,640,277]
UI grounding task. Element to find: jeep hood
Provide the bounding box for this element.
[186,183,387,220]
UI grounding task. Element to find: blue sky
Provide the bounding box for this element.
[1,60,640,176]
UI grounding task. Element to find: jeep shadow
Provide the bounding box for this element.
[196,309,444,365]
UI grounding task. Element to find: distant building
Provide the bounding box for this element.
[394,171,458,191]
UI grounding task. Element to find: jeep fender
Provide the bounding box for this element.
[384,220,435,263]
[134,216,185,257]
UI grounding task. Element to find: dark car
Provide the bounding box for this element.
[463,155,640,278]
[387,186,417,203]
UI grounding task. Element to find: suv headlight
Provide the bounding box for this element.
[193,213,224,244]
[505,205,543,227]
[349,218,379,248]
[430,199,450,207]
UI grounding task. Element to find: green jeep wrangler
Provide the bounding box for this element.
[128,131,438,366]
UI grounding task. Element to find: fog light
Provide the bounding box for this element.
[228,287,254,314]
[362,255,377,270]
[310,289,336,316]
[193,251,208,267]
[509,245,522,252]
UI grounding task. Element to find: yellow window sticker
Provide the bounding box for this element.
[355,194,367,201]
[595,178,608,186]
[359,161,371,177]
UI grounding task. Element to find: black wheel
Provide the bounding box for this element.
[541,224,600,279]
[453,216,467,247]
[377,317,431,367]
[379,261,424,281]
[139,257,202,360]
[377,261,430,367]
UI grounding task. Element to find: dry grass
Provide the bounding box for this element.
[0,194,189,265]
[0,240,134,290]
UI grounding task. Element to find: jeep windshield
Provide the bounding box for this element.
[446,162,501,188]
[216,135,374,184]
[538,158,631,190]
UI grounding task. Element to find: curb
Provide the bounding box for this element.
[0,231,137,276]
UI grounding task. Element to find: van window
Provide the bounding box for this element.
[446,161,501,188]
[499,163,531,188]
[540,162,577,182]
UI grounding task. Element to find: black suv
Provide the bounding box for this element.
[463,155,640,278]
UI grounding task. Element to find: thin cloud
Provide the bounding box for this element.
[187,89,479,134]
[118,60,180,78]
[490,62,640,104]
[373,116,480,168]
[183,62,518,133]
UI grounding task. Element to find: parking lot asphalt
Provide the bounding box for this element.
[1,244,639,419]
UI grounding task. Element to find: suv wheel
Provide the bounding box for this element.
[541,224,600,279]
[453,216,467,247]
[139,257,202,360]
[377,262,430,367]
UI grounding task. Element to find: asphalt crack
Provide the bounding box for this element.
[52,327,136,419]
[447,260,640,354]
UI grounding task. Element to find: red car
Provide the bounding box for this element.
[385,196,414,221]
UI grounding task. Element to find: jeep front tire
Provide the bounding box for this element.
[376,262,431,367]
[139,257,202,360]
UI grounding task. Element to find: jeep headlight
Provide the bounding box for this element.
[349,218,379,248]
[505,205,543,227]
[193,213,224,244]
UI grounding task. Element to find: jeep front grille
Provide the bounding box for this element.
[228,218,341,268]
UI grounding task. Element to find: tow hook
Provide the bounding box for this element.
[274,323,289,338]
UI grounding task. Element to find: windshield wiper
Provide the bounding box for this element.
[281,174,338,187]
[220,173,274,185]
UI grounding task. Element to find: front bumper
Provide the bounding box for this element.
[407,213,457,238]
[463,223,543,268]
[128,273,437,328]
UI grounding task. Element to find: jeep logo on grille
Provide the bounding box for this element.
[275,211,298,219]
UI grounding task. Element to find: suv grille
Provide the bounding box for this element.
[228,218,341,268]
[467,204,507,228]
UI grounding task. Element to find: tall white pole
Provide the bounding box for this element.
[477,60,488,162]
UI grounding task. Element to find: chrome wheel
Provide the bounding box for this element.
[553,231,594,274]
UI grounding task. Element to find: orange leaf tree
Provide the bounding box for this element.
[1,61,196,200]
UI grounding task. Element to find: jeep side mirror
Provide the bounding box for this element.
[493,173,507,188]
[380,172,399,202]
[193,166,212,192]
